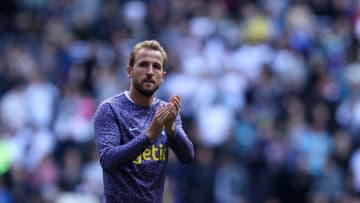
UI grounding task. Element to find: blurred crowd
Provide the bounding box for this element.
[1,0,360,202]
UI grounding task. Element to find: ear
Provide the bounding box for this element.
[161,71,166,82]
[126,66,132,78]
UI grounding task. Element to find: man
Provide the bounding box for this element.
[93,40,194,203]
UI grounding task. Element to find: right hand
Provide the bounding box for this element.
[146,103,173,141]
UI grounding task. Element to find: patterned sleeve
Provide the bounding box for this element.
[93,102,150,171]
[167,115,195,163]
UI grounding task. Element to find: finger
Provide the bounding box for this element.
[169,108,177,118]
[157,103,163,111]
[170,95,180,104]
[153,104,167,122]
[169,95,179,103]
[171,102,180,113]
[167,100,179,112]
[156,103,167,114]
[157,103,173,118]
[164,102,175,111]
[166,103,179,117]
[161,103,177,117]
[170,95,181,106]
[172,96,181,111]
[167,104,178,119]
[157,109,171,123]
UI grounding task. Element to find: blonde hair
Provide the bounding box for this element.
[128,40,167,68]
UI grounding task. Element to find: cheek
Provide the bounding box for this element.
[130,70,141,78]
[153,71,164,80]
[160,72,165,81]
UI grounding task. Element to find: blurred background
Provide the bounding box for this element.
[1,0,360,202]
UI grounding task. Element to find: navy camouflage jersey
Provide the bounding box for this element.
[94,91,194,203]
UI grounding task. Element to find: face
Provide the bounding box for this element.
[127,48,166,97]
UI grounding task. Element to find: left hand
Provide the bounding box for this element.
[164,95,181,135]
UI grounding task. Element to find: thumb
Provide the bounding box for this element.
[158,103,164,111]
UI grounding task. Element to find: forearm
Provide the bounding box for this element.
[96,133,150,171]
[94,102,153,171]
[167,126,194,163]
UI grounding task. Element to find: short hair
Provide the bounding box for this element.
[128,40,167,69]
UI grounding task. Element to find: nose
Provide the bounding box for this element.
[146,66,154,76]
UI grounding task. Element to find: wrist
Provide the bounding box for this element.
[146,130,156,141]
[165,124,174,136]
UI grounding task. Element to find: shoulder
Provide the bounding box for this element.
[95,92,126,116]
[98,92,127,109]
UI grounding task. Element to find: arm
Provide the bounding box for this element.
[167,116,194,163]
[94,102,150,171]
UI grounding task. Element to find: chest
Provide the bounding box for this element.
[118,108,168,144]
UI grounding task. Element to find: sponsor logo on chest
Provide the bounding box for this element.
[133,143,167,165]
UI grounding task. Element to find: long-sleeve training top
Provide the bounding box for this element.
[94,91,194,203]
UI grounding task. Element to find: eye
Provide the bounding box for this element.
[138,61,148,67]
[153,63,162,70]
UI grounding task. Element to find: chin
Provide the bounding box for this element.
[133,81,158,97]
[138,87,156,97]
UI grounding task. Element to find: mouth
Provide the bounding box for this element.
[142,79,155,84]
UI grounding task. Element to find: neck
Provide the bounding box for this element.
[128,88,153,107]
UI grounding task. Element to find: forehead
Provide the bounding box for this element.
[134,48,164,65]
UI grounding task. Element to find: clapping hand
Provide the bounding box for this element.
[146,95,181,140]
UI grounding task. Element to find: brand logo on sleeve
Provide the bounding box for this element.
[133,144,167,165]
